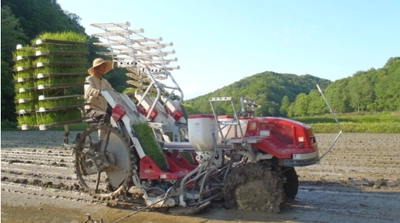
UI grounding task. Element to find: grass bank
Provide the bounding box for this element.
[294,112,400,133]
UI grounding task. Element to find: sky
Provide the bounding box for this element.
[56,0,400,99]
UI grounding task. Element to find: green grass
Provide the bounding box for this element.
[293,112,400,133]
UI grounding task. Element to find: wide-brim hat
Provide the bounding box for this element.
[88,58,113,75]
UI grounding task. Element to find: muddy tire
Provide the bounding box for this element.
[282,167,299,199]
[223,163,285,213]
[75,125,133,199]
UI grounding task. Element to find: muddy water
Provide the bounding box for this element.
[2,186,400,223]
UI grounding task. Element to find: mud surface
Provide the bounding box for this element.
[1,131,400,223]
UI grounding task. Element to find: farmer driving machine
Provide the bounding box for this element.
[69,22,342,213]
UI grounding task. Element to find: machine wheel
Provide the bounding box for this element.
[223,163,285,213]
[281,167,299,199]
[75,125,134,199]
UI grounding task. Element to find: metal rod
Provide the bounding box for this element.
[316,84,343,161]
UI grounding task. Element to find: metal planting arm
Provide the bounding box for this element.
[90,22,184,123]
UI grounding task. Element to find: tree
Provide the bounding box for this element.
[1,6,27,121]
[325,78,351,114]
[1,6,27,64]
[293,93,309,117]
[374,60,400,111]
[307,89,328,115]
[347,72,375,112]
[279,95,290,116]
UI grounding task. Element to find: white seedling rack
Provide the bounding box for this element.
[91,22,187,141]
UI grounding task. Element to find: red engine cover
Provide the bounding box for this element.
[244,117,317,158]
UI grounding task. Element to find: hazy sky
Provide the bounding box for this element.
[57,0,400,99]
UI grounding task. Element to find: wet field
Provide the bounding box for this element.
[1,131,400,223]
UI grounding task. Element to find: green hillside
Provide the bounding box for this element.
[318,57,400,115]
[183,57,400,119]
[183,72,331,117]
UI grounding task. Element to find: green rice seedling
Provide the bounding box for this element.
[36,110,64,125]
[15,81,35,90]
[132,123,168,171]
[38,95,84,109]
[38,88,71,98]
[36,108,82,126]
[35,75,86,87]
[13,46,35,71]
[33,55,88,64]
[14,59,32,68]
[13,45,35,57]
[15,100,36,111]
[32,31,88,53]
[34,31,88,43]
[13,71,34,81]
[17,114,37,128]
[14,90,39,101]
[34,66,88,75]
[35,44,88,53]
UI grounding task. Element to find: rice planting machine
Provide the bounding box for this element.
[72,22,342,213]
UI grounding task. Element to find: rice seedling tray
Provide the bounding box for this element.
[16,87,37,94]
[37,83,84,90]
[16,98,36,104]
[14,66,34,72]
[36,74,85,86]
[35,39,88,46]
[14,70,34,80]
[38,94,84,108]
[36,107,83,130]
[132,123,169,171]
[37,103,85,113]
[34,66,87,75]
[15,88,39,100]
[15,77,36,82]
[17,114,38,130]
[17,109,36,115]
[36,72,87,79]
[36,61,88,67]
[14,55,33,61]
[15,101,36,111]
[38,118,84,131]
[35,50,89,56]
[15,81,35,90]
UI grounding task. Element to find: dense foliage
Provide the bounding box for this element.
[323,57,400,115]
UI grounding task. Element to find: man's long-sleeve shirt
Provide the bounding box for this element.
[84,75,112,112]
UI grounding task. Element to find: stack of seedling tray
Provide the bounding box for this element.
[14,45,37,130]
[14,32,89,130]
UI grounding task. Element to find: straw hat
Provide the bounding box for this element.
[88,58,113,75]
